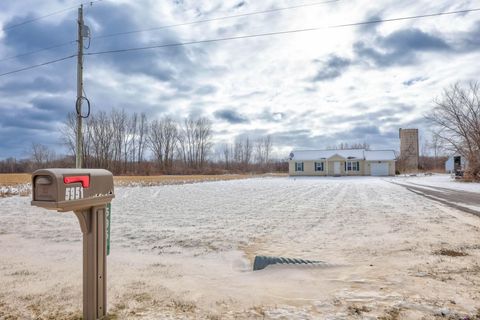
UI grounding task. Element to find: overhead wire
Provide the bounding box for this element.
[0,54,76,77]
[2,6,79,31]
[0,0,104,64]
[92,0,340,40]
[85,7,480,57]
[0,0,337,63]
[2,0,105,32]
[0,40,76,63]
[1,7,479,77]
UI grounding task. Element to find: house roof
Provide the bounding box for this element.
[289,149,365,160]
[364,150,396,161]
[289,149,396,161]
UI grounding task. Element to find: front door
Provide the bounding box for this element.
[334,162,340,175]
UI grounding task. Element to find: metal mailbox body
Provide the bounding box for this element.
[31,168,114,320]
[31,168,114,212]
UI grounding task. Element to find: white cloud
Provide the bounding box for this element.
[0,0,480,158]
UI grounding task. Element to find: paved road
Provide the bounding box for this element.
[392,181,480,217]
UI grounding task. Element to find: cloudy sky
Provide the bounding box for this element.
[0,0,479,159]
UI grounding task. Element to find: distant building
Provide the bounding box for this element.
[445,155,468,173]
[399,128,419,171]
[288,149,396,176]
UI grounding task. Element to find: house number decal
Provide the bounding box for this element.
[65,187,84,200]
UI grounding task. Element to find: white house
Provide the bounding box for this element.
[289,149,396,176]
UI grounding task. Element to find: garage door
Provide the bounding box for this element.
[371,162,389,176]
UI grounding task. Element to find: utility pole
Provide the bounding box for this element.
[76,4,84,168]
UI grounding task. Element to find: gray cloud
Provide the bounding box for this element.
[403,76,428,86]
[195,84,217,95]
[354,28,451,67]
[0,76,71,94]
[455,20,480,52]
[322,103,414,124]
[259,109,286,122]
[312,55,351,82]
[214,109,249,124]
[0,1,479,160]
[233,1,246,9]
[358,13,383,33]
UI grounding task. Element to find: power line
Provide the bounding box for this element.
[85,7,480,56]
[0,0,334,63]
[0,54,76,77]
[3,6,78,31]
[2,0,105,32]
[1,7,479,78]
[0,41,76,63]
[92,0,340,40]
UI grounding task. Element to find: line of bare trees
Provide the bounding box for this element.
[60,109,214,174]
[426,81,480,180]
[326,142,371,150]
[42,108,280,175]
[221,135,273,171]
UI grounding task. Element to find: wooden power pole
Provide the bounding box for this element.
[76,5,84,168]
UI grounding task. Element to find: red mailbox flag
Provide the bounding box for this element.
[64,176,90,188]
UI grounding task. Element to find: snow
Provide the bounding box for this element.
[391,173,480,193]
[290,149,365,160]
[290,149,395,161]
[364,150,396,161]
[1,177,480,319]
[0,184,30,197]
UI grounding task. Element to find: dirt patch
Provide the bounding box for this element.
[379,307,401,320]
[348,304,371,316]
[238,237,269,263]
[169,299,197,313]
[9,269,36,276]
[434,248,469,257]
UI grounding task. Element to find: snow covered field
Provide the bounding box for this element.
[1,176,480,319]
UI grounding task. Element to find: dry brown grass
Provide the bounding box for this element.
[0,173,257,187]
[0,174,31,186]
[434,248,469,257]
[0,173,281,197]
[113,174,259,186]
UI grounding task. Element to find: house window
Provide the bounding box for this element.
[295,162,304,172]
[315,162,324,171]
[345,161,360,172]
[353,161,359,171]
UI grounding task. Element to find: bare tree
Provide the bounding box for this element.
[429,133,443,170]
[196,117,212,168]
[330,142,370,150]
[60,113,77,157]
[222,143,233,169]
[89,111,114,170]
[31,143,56,169]
[177,117,212,169]
[233,139,244,164]
[148,117,178,172]
[426,82,480,180]
[60,112,91,166]
[263,135,273,164]
[137,113,148,165]
[254,135,273,166]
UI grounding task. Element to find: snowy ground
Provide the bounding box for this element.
[392,173,480,193]
[1,176,480,319]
